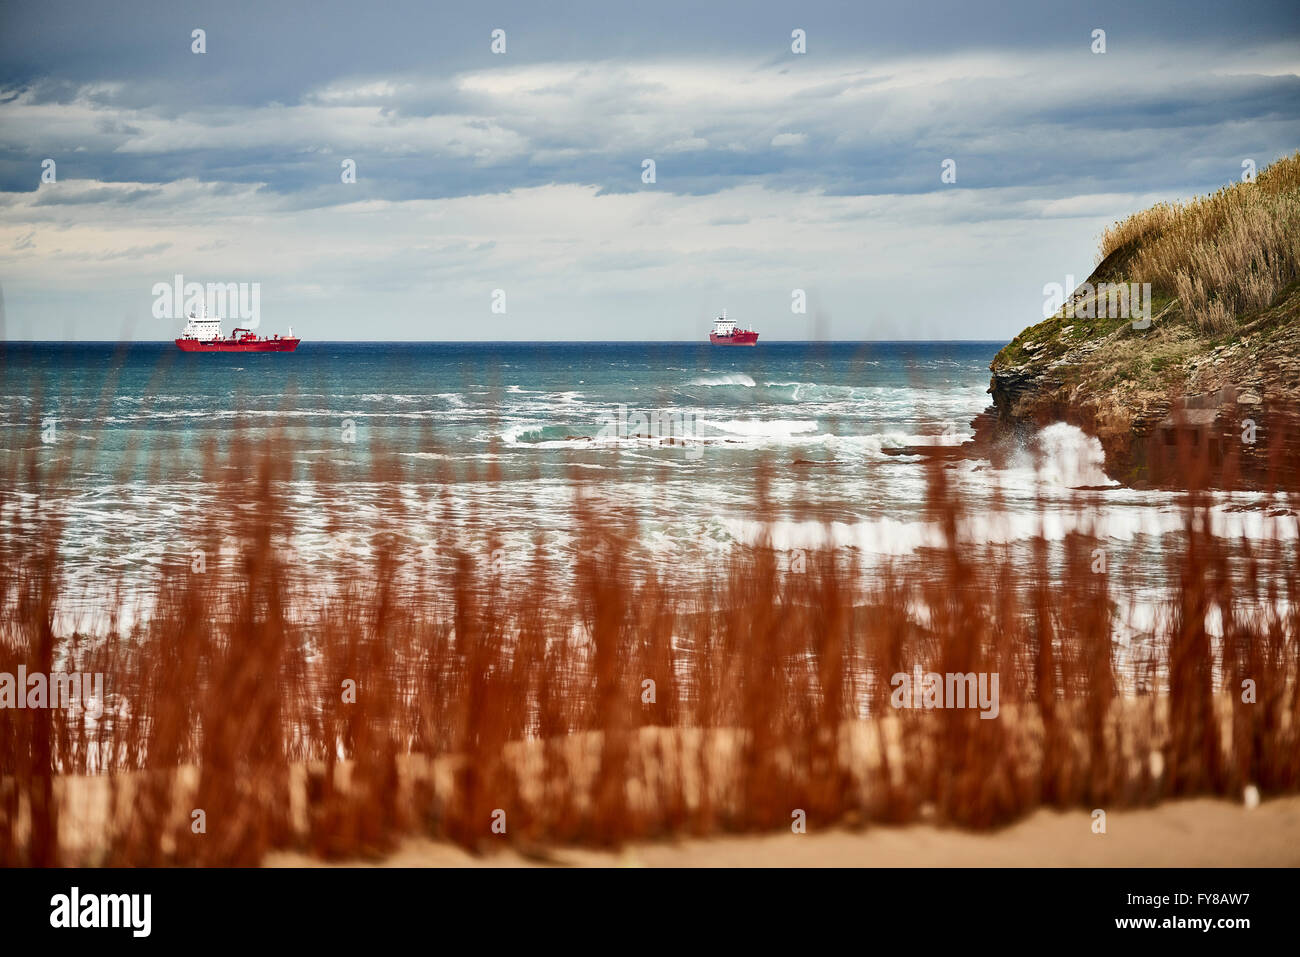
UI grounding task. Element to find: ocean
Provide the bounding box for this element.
[2,340,1294,636]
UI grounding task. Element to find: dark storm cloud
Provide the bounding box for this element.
[0,0,1297,204]
[3,0,1297,93]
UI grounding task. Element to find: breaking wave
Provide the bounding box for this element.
[1012,422,1118,488]
[688,373,756,387]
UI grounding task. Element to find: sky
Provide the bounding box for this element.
[1,0,1297,341]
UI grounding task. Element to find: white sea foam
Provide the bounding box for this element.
[702,419,819,438]
[1007,422,1118,488]
[688,373,756,387]
[725,500,1298,558]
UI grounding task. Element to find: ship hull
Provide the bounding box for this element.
[709,331,759,345]
[176,338,301,352]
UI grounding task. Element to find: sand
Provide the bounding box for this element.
[262,795,1300,867]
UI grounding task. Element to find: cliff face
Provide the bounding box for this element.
[982,283,1300,488]
[978,154,1300,490]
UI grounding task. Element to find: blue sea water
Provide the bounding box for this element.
[0,339,987,574]
[2,340,1292,628]
[1,340,997,468]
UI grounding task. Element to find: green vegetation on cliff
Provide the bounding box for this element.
[986,151,1300,488]
[996,150,1299,376]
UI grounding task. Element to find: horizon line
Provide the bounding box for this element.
[2,338,1011,345]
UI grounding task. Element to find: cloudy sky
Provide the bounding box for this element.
[1,0,1297,340]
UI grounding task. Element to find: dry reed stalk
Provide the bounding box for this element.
[1098,152,1300,333]
[1,399,1298,864]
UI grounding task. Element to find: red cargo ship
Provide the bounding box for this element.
[709,311,758,346]
[175,309,300,352]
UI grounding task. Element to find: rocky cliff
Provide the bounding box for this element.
[978,153,1300,490]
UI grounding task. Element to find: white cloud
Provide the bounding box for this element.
[664,137,709,152]
[0,43,1294,339]
[0,174,1150,341]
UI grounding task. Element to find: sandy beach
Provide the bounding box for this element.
[263,795,1300,868]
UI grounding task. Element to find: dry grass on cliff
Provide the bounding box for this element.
[3,427,1300,865]
[1098,151,1300,334]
